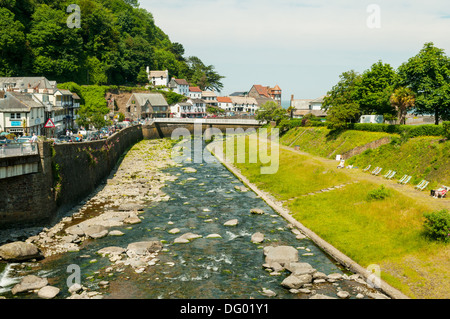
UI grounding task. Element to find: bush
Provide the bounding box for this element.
[423,210,450,242]
[348,123,445,138]
[443,121,450,139]
[366,185,391,201]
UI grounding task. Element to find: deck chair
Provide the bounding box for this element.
[402,176,412,185]
[418,181,429,191]
[383,170,392,178]
[371,167,380,175]
[387,171,396,180]
[398,175,408,184]
[373,167,382,176]
[415,180,426,189]
[363,165,371,172]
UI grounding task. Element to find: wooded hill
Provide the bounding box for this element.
[0,0,224,91]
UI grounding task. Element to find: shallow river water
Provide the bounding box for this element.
[0,139,373,299]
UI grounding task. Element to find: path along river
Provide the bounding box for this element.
[0,138,384,299]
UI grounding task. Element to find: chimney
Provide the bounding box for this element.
[0,91,5,99]
[291,94,294,101]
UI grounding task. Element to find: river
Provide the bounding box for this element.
[0,138,380,299]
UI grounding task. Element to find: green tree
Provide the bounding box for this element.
[27,4,83,82]
[356,60,398,116]
[256,101,288,125]
[186,56,224,92]
[398,42,450,125]
[390,87,415,125]
[0,7,27,76]
[322,70,362,129]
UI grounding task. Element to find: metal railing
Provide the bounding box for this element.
[0,143,39,158]
[151,118,263,125]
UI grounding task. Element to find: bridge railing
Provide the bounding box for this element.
[151,118,263,125]
[0,143,39,158]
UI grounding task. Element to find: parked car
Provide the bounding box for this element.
[17,136,32,143]
[54,136,73,144]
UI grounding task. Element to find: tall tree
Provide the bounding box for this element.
[398,42,450,124]
[0,7,27,76]
[322,70,362,129]
[355,60,398,116]
[390,87,415,125]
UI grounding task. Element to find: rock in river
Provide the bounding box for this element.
[251,232,264,244]
[223,219,239,227]
[11,275,48,295]
[38,286,60,299]
[0,241,42,262]
[263,245,298,267]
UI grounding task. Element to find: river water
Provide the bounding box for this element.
[0,138,371,299]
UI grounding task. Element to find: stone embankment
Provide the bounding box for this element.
[0,139,178,299]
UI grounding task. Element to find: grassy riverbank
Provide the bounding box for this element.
[222,134,449,299]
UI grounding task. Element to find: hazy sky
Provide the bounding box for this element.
[140,0,450,103]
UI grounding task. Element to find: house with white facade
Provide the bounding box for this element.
[168,78,189,96]
[201,90,218,107]
[185,98,207,118]
[217,97,233,112]
[230,96,259,114]
[147,68,169,87]
[0,91,46,136]
[189,86,202,99]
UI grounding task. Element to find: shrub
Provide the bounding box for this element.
[443,121,450,139]
[348,123,445,138]
[366,185,391,201]
[423,210,450,242]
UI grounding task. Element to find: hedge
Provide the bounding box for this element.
[347,123,445,137]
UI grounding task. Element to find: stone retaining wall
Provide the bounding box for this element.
[0,125,143,229]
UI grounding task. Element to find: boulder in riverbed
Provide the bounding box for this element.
[281,274,313,289]
[223,219,239,227]
[37,286,60,299]
[0,241,42,262]
[11,275,48,295]
[263,245,298,267]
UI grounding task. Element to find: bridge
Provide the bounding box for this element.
[142,118,265,140]
[149,118,263,126]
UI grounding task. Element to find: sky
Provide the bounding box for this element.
[140,0,450,105]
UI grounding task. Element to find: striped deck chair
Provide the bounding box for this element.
[398,175,408,184]
[383,170,392,178]
[363,165,371,172]
[373,167,382,176]
[418,181,429,191]
[415,180,426,189]
[402,175,412,185]
[387,171,396,180]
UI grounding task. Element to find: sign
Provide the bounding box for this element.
[44,118,56,128]
[10,121,22,127]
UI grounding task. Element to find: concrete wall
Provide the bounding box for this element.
[0,125,143,229]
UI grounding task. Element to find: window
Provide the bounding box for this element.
[10,113,21,119]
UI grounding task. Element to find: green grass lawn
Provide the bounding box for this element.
[280,127,394,159]
[223,134,449,298]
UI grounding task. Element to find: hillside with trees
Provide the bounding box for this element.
[322,42,450,128]
[0,0,224,90]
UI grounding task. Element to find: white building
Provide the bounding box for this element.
[147,68,169,87]
[217,97,233,112]
[168,78,189,96]
[202,90,218,107]
[291,95,327,118]
[189,86,202,99]
[230,96,258,114]
[0,91,46,136]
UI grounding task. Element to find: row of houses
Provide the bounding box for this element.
[140,69,283,119]
[0,77,80,136]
